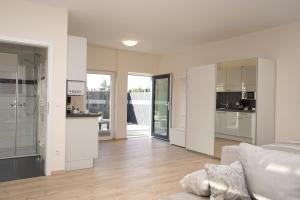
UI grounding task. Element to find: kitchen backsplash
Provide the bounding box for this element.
[216,92,256,110]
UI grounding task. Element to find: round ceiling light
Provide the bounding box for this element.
[122,40,138,47]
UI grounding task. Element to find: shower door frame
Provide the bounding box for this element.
[0,35,54,176]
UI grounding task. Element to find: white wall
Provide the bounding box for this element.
[0,0,68,172]
[159,21,300,142]
[87,44,117,71]
[87,45,159,138]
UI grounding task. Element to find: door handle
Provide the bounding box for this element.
[10,103,26,107]
[18,103,26,107]
[10,103,16,107]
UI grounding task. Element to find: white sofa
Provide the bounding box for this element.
[161,140,300,200]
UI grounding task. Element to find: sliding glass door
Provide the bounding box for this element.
[86,72,114,139]
[151,74,171,140]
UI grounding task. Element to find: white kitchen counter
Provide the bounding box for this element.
[66,116,98,171]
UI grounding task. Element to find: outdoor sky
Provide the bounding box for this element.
[87,74,151,91]
[87,73,111,90]
[128,75,151,91]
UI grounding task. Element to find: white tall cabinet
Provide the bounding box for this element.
[186,58,275,156]
[186,64,216,155]
[256,58,276,145]
[67,35,87,81]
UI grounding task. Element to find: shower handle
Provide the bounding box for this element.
[10,102,26,107]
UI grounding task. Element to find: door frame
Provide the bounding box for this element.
[151,74,171,141]
[86,70,115,140]
[0,35,53,176]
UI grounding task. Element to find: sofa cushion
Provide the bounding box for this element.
[180,169,210,196]
[205,161,250,200]
[239,143,300,200]
[159,192,209,200]
[221,145,240,165]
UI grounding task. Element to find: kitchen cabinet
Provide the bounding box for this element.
[225,67,242,91]
[216,68,226,92]
[215,112,223,133]
[215,111,255,140]
[216,62,256,92]
[242,66,256,91]
[187,57,275,157]
[66,116,98,170]
[237,113,255,138]
[67,35,87,81]
[225,112,239,136]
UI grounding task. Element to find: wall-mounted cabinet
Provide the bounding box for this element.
[226,67,242,91]
[216,59,257,92]
[241,65,256,91]
[216,68,226,92]
[67,35,87,81]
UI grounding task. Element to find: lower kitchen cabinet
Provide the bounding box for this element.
[215,111,255,142]
[66,116,99,171]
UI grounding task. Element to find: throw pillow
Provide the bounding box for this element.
[205,161,250,200]
[180,169,210,196]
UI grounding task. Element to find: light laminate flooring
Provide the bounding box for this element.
[214,137,241,158]
[0,137,219,200]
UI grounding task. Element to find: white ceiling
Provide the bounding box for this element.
[28,0,300,54]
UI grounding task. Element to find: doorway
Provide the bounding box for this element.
[151,74,171,140]
[86,71,114,140]
[127,74,171,140]
[0,42,47,181]
[127,74,152,137]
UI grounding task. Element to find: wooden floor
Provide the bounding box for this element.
[214,137,240,158]
[0,137,218,200]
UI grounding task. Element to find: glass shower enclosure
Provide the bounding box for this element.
[0,43,47,181]
[0,53,38,158]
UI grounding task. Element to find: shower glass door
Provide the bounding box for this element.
[0,53,37,158]
[16,55,37,156]
[0,71,17,158]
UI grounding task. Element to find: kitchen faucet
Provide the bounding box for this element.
[220,101,230,109]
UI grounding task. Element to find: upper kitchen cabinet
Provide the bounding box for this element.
[216,68,226,92]
[225,66,242,91]
[67,35,87,81]
[242,65,256,91]
[216,58,257,92]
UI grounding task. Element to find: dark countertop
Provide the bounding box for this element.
[66,113,101,118]
[216,108,256,113]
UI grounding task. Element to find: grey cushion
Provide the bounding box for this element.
[180,169,210,196]
[159,192,209,200]
[239,143,300,200]
[205,161,250,200]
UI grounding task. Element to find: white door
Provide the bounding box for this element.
[186,64,216,156]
